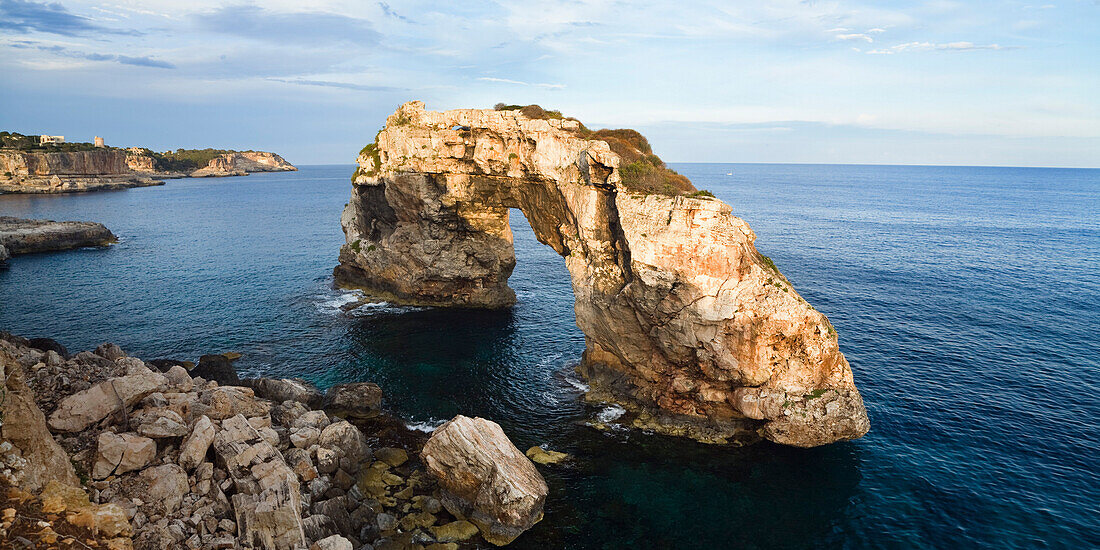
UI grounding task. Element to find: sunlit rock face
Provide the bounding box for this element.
[336,101,869,447]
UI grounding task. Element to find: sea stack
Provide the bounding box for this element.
[335,101,870,448]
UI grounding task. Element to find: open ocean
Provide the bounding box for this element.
[1,163,1097,548]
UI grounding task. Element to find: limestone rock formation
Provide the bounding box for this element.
[190,152,297,177]
[0,216,116,255]
[0,344,80,491]
[337,101,870,447]
[0,149,162,193]
[48,371,167,432]
[421,415,548,545]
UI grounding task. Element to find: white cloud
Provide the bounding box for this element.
[477,77,565,89]
[837,33,874,43]
[868,41,1016,54]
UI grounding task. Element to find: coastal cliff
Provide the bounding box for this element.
[0,132,296,194]
[0,149,161,193]
[336,101,870,448]
[126,149,297,178]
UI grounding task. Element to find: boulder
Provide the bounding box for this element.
[48,371,167,432]
[245,378,324,409]
[135,408,189,438]
[322,382,382,420]
[310,535,353,550]
[318,420,371,469]
[147,358,192,372]
[141,464,189,515]
[0,354,80,491]
[199,386,270,420]
[164,364,194,391]
[191,354,240,386]
[430,520,479,543]
[27,337,68,358]
[178,415,216,470]
[94,342,126,361]
[214,414,307,549]
[93,432,156,478]
[421,415,547,545]
[375,447,408,468]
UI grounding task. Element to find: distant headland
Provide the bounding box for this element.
[0,132,296,195]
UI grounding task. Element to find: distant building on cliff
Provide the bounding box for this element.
[94,136,105,147]
[39,135,65,145]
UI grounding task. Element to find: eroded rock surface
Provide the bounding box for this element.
[336,101,870,447]
[0,216,116,255]
[421,415,547,545]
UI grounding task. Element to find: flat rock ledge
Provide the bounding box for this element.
[0,332,544,549]
[0,216,116,256]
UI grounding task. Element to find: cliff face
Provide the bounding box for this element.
[125,148,156,172]
[191,151,297,177]
[0,149,161,194]
[336,102,870,447]
[0,149,129,176]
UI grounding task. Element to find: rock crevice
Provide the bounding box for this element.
[336,101,870,447]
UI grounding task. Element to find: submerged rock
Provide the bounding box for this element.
[525,446,570,465]
[336,101,870,447]
[421,415,547,546]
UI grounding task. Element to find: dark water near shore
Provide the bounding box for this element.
[1,164,1098,548]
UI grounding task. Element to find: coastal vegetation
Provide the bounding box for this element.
[0,131,108,153]
[492,104,696,196]
[132,148,255,173]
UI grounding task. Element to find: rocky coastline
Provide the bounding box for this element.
[0,216,116,266]
[0,332,552,549]
[336,102,869,448]
[126,150,298,179]
[0,149,163,194]
[0,148,296,195]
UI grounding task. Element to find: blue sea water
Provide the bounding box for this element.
[1,164,1097,549]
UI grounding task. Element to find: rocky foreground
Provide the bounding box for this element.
[0,216,116,265]
[0,333,550,549]
[337,101,870,448]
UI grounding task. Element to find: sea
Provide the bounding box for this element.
[1,163,1097,549]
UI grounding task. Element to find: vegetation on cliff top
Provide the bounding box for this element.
[0,131,111,153]
[132,147,254,172]
[492,104,697,196]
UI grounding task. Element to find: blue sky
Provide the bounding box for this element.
[0,0,1097,166]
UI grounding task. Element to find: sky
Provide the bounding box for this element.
[0,0,1097,167]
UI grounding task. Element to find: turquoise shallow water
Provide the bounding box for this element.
[1,164,1098,548]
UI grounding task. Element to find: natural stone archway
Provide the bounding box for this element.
[336,102,870,447]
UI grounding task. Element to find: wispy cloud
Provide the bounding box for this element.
[477,77,565,89]
[7,40,173,68]
[868,41,1020,54]
[378,2,412,23]
[0,0,140,36]
[117,55,174,69]
[192,5,380,46]
[837,33,874,43]
[267,78,403,92]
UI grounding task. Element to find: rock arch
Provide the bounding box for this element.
[336,102,869,447]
